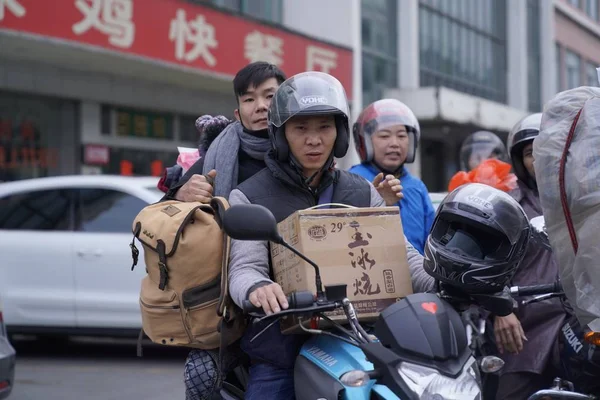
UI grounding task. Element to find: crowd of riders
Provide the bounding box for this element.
[155,61,583,400]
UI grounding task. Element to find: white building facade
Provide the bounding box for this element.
[366,0,557,191]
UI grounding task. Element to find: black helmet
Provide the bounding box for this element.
[507,113,542,183]
[459,131,508,171]
[267,71,350,162]
[423,183,530,294]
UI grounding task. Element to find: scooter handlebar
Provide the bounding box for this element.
[510,282,562,297]
[527,389,595,400]
[241,290,315,314]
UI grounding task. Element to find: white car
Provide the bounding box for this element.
[0,175,162,337]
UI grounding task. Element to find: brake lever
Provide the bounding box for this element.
[521,292,565,306]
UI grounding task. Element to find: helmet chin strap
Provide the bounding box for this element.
[289,153,335,188]
[373,160,403,177]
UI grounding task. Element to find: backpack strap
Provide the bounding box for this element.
[211,196,236,378]
[211,196,231,318]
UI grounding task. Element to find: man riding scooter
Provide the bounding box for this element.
[459,130,509,171]
[226,71,435,399]
[494,113,567,400]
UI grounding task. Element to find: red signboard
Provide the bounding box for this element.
[0,0,353,94]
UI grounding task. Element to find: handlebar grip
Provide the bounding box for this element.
[241,290,315,313]
[516,282,561,296]
[242,300,263,313]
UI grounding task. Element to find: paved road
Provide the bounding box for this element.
[10,335,190,400]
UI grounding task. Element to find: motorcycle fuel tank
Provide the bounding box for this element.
[374,292,471,377]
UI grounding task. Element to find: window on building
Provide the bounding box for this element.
[0,92,77,182]
[586,62,599,86]
[179,115,201,143]
[198,0,283,23]
[114,107,175,140]
[569,0,581,7]
[585,0,599,20]
[361,0,398,106]
[565,50,582,89]
[527,0,542,112]
[101,105,200,143]
[419,0,508,103]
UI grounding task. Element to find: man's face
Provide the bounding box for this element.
[371,124,409,171]
[522,142,535,180]
[235,77,279,131]
[285,115,337,178]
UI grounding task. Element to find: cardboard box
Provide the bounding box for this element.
[270,206,413,333]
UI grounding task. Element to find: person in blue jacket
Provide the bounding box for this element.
[350,99,435,254]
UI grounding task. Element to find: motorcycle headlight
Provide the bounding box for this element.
[397,357,481,400]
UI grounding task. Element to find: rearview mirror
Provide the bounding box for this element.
[222,204,283,244]
[530,216,551,251]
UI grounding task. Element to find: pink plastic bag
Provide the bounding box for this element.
[176,147,200,174]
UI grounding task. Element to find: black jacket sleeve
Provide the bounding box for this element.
[161,157,206,201]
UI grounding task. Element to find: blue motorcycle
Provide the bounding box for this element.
[219,203,522,400]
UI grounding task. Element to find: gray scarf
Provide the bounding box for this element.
[202,121,271,198]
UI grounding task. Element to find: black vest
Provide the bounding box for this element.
[236,154,372,223]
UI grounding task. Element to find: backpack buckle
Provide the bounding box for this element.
[130,241,139,271]
[222,305,229,321]
[158,262,169,290]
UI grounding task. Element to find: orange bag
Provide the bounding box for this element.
[448,159,517,192]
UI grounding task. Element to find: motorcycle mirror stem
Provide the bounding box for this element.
[222,204,326,301]
[278,240,326,301]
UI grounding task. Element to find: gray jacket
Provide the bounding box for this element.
[228,183,435,308]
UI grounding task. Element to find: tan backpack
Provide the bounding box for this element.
[129,197,245,352]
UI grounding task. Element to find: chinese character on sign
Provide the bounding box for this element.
[169,9,218,66]
[73,0,135,48]
[244,30,284,66]
[0,0,25,21]
[348,248,376,271]
[353,272,381,296]
[306,45,338,73]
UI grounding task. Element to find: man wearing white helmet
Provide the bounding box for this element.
[350,99,435,254]
[459,130,509,171]
[494,113,567,399]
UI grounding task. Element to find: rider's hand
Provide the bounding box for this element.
[174,170,217,203]
[373,173,403,206]
[248,283,289,315]
[494,313,527,354]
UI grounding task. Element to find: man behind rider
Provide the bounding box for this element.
[459,130,509,171]
[494,113,567,400]
[349,99,435,255]
[227,71,436,399]
[163,61,287,400]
